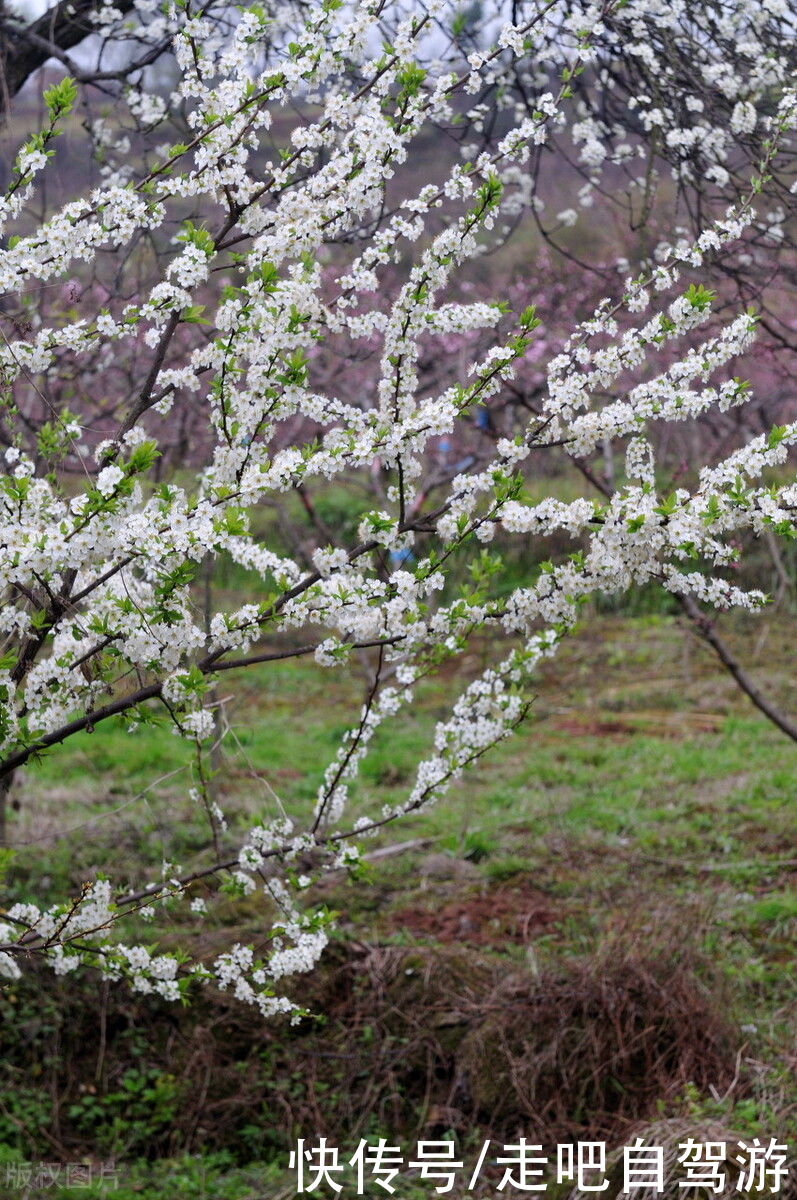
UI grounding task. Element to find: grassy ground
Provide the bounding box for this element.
[1,609,796,1197]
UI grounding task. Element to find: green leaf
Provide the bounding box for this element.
[44,76,77,120]
[684,283,715,312]
[182,304,208,324]
[125,440,160,474]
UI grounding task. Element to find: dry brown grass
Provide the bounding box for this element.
[455,944,738,1142]
[0,932,744,1161]
[564,1117,797,1200]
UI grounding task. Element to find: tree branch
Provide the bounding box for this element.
[0,0,135,108]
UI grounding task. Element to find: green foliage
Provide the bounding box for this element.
[395,63,426,100]
[746,892,797,926]
[43,76,77,120]
[684,282,715,311]
[177,220,215,256]
[67,1069,182,1156]
[125,440,160,475]
[474,172,503,214]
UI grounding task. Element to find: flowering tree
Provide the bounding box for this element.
[0,0,795,1013]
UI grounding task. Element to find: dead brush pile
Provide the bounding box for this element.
[0,935,743,1160]
[454,944,738,1141]
[563,1117,797,1200]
